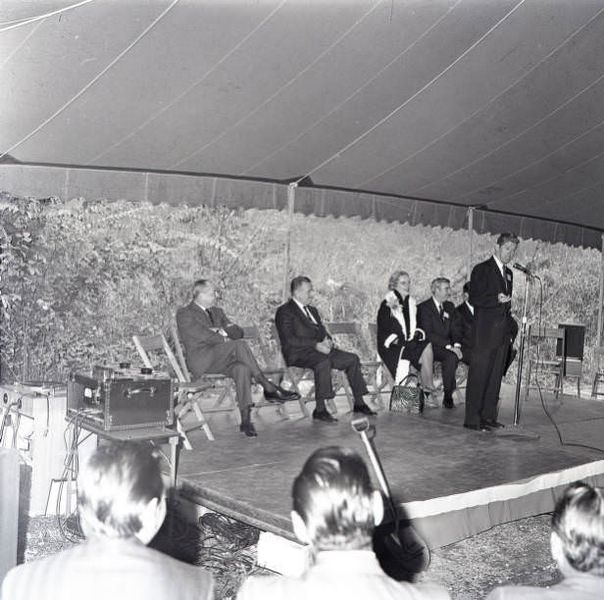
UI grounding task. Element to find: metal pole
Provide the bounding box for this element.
[513,275,531,426]
[598,232,604,348]
[467,207,474,279]
[282,183,297,302]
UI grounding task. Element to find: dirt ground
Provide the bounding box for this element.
[20,507,559,600]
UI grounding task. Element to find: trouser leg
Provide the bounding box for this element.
[481,343,508,422]
[432,346,458,400]
[328,349,369,401]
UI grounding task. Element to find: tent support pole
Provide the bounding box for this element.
[598,233,604,348]
[282,183,297,302]
[467,207,474,279]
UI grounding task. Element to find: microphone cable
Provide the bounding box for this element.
[530,275,604,455]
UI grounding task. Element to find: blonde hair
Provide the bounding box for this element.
[388,271,409,291]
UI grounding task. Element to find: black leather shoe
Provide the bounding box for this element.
[484,419,505,429]
[443,397,455,409]
[464,423,490,432]
[264,386,301,403]
[353,402,377,416]
[312,409,338,423]
[239,422,258,437]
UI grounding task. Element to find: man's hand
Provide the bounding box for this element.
[498,293,512,304]
[316,340,332,354]
[447,346,463,360]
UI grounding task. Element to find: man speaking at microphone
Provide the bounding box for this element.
[464,233,519,432]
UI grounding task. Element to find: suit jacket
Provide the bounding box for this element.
[376,295,419,379]
[0,537,214,600]
[275,299,330,364]
[416,298,459,350]
[485,572,604,600]
[454,301,474,351]
[469,257,516,350]
[237,550,450,600]
[176,301,243,375]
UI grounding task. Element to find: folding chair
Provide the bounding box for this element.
[270,324,352,415]
[132,333,215,446]
[324,321,381,410]
[368,323,396,399]
[524,325,566,401]
[591,347,604,398]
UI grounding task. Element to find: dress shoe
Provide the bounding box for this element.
[463,423,490,432]
[239,422,258,437]
[353,402,377,416]
[483,419,505,429]
[443,397,455,409]
[312,409,338,423]
[264,386,301,404]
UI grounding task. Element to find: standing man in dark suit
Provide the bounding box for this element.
[455,281,474,366]
[464,233,519,432]
[275,276,375,422]
[1,442,214,600]
[417,277,462,409]
[176,279,299,437]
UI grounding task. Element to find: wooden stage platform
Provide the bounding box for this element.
[176,384,604,548]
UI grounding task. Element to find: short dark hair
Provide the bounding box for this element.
[292,446,375,550]
[551,481,604,575]
[496,232,519,246]
[430,277,450,294]
[78,442,165,539]
[291,276,311,295]
[463,282,471,295]
[192,279,210,299]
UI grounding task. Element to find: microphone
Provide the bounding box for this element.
[513,262,534,276]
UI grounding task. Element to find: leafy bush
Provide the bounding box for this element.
[1,192,600,384]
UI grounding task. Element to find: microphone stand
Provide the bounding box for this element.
[498,270,540,440]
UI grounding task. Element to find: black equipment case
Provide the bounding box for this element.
[67,366,174,431]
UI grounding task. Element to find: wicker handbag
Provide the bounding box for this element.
[389,373,424,414]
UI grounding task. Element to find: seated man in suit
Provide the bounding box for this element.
[417,277,461,409]
[176,279,299,437]
[275,276,374,422]
[486,481,604,599]
[1,442,214,600]
[455,281,474,366]
[237,446,450,600]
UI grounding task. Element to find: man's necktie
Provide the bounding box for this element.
[206,309,215,326]
[304,306,314,322]
[439,304,445,321]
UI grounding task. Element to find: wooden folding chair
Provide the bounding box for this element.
[368,323,396,400]
[325,321,381,410]
[591,347,604,398]
[525,325,566,401]
[270,324,353,415]
[132,333,215,446]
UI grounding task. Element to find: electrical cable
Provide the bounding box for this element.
[531,275,604,455]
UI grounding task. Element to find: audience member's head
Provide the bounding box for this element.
[550,481,604,577]
[291,276,313,304]
[430,277,450,303]
[192,279,216,307]
[388,271,410,297]
[78,442,167,545]
[495,232,519,264]
[291,446,383,552]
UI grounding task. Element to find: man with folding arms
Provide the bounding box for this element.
[177,279,299,437]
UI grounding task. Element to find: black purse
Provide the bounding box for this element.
[389,373,424,414]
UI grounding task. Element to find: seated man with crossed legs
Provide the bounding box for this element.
[177,279,299,437]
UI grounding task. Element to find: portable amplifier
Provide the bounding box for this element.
[67,365,174,431]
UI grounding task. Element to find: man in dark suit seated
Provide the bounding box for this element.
[1,442,214,600]
[237,446,450,600]
[417,277,461,409]
[275,276,375,422]
[455,281,474,366]
[176,279,299,437]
